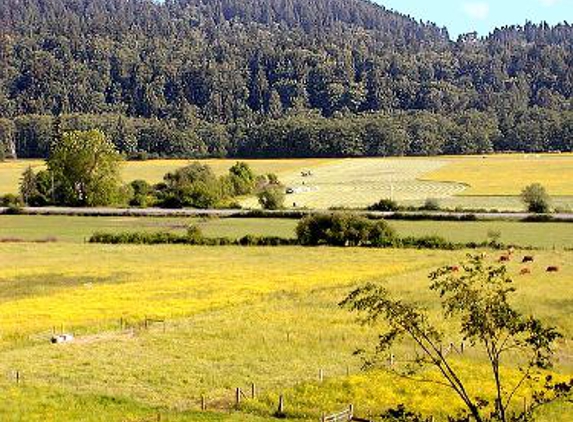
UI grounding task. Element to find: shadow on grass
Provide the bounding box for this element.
[0,273,132,302]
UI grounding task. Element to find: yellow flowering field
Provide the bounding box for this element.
[0,243,571,421]
[0,244,444,339]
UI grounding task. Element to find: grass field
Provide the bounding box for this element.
[3,215,573,249]
[425,154,573,196]
[4,155,573,210]
[0,242,571,421]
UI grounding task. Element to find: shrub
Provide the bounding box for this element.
[421,198,440,211]
[400,235,460,250]
[521,183,551,213]
[296,213,396,247]
[368,198,400,212]
[129,180,153,207]
[128,151,149,161]
[187,225,203,243]
[257,185,286,210]
[1,194,23,208]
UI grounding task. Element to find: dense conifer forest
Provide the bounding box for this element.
[0,0,571,159]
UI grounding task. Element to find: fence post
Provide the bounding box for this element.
[389,353,395,367]
[251,382,257,399]
[523,397,528,420]
[319,368,324,382]
[348,404,354,421]
[277,395,285,415]
[321,411,326,422]
[15,370,20,384]
[201,395,206,411]
[235,388,242,408]
[460,341,465,354]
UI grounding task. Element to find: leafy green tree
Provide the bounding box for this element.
[257,185,285,210]
[341,255,564,422]
[521,183,551,213]
[129,180,153,207]
[48,130,123,206]
[160,162,222,209]
[228,161,256,196]
[33,170,55,206]
[19,166,37,205]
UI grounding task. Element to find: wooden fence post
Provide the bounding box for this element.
[319,368,324,382]
[277,395,285,415]
[321,411,326,422]
[235,388,241,408]
[348,404,354,421]
[251,382,257,399]
[201,395,206,411]
[389,353,395,367]
[15,370,20,384]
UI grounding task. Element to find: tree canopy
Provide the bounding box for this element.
[47,130,123,206]
[0,0,570,158]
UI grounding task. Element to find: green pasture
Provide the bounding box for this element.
[3,215,573,249]
[0,243,571,421]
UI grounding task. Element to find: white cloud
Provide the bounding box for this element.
[539,0,560,6]
[463,2,490,20]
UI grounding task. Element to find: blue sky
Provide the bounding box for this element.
[375,0,572,38]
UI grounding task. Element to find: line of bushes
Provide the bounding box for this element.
[89,229,296,247]
[89,214,527,251]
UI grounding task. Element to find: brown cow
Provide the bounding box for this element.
[522,256,535,263]
[546,266,560,273]
[520,268,532,276]
[499,255,511,263]
[448,265,460,273]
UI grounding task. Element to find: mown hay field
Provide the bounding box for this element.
[3,215,573,249]
[4,155,573,210]
[0,243,571,421]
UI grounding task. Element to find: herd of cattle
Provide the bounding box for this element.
[497,248,560,274]
[448,248,561,276]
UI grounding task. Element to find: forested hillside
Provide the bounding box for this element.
[0,0,571,159]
